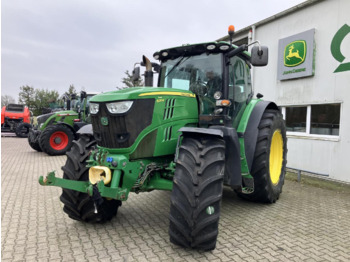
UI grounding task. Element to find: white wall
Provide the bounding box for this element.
[252,0,350,182]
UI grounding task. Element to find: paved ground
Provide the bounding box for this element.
[1,137,350,262]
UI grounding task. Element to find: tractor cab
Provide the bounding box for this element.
[154,42,258,128]
[138,26,268,129]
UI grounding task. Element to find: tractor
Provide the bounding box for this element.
[39,26,287,251]
[1,103,32,138]
[28,91,97,155]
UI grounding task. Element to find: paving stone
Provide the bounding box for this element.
[1,137,350,261]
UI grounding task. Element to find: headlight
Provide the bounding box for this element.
[89,103,99,114]
[213,91,222,100]
[106,101,133,114]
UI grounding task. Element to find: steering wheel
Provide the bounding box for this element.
[190,80,208,96]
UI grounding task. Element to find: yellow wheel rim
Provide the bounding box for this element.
[269,130,283,185]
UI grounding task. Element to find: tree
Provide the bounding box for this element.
[66,84,77,96]
[18,85,60,115]
[117,70,144,90]
[1,95,15,107]
[33,89,59,115]
[18,85,36,109]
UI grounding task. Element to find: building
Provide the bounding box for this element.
[219,0,350,182]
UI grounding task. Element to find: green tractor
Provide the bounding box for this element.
[29,91,97,155]
[39,27,287,250]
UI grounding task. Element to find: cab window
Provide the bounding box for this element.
[228,56,252,127]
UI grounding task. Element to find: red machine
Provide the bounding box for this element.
[1,104,32,137]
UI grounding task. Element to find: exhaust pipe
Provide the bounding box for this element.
[143,55,153,87]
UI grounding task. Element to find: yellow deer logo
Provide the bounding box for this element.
[284,40,306,67]
[286,45,302,61]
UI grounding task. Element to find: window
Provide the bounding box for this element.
[283,103,341,137]
[228,56,252,103]
[159,53,222,92]
[285,107,307,132]
[228,56,252,128]
[311,104,340,136]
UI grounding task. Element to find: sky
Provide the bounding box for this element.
[1,0,307,101]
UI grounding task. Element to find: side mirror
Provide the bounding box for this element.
[152,63,160,73]
[251,46,268,66]
[132,67,141,82]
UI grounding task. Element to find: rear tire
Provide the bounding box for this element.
[237,109,287,203]
[169,134,225,251]
[60,135,121,223]
[15,122,31,138]
[39,124,74,155]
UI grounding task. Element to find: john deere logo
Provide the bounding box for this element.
[284,40,306,67]
[101,117,108,126]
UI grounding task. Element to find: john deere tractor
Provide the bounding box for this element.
[40,26,287,251]
[29,91,97,155]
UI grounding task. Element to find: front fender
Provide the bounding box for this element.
[178,126,242,188]
[77,124,93,135]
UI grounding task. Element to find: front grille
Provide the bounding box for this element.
[4,117,23,123]
[163,98,176,120]
[91,99,155,148]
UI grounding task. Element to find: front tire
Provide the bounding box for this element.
[60,135,121,223]
[169,134,225,251]
[238,109,287,203]
[15,122,31,138]
[28,129,42,152]
[39,124,74,155]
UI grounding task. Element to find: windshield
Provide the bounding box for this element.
[159,53,223,94]
[159,53,223,115]
[70,98,80,111]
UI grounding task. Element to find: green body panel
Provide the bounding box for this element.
[237,99,261,133]
[39,110,78,131]
[236,99,261,177]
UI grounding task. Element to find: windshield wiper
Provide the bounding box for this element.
[164,56,191,78]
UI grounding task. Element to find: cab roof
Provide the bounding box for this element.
[154,41,250,62]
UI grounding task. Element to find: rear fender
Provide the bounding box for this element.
[242,100,279,173]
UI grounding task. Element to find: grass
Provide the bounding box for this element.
[285,171,350,194]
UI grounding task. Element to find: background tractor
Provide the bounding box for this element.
[29,91,97,155]
[40,26,287,251]
[1,103,32,138]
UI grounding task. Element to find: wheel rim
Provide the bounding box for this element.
[49,131,69,151]
[269,130,283,185]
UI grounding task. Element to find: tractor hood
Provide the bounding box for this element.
[90,87,195,102]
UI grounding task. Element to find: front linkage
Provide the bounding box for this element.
[39,147,175,202]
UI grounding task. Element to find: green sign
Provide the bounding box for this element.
[331,24,350,73]
[284,41,306,67]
